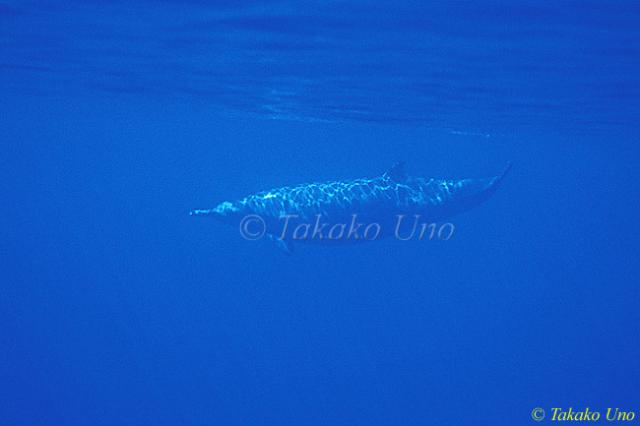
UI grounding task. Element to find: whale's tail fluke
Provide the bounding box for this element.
[474,161,512,198]
[435,162,511,218]
[493,161,512,190]
[474,161,512,201]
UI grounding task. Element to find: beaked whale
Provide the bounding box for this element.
[191,162,511,253]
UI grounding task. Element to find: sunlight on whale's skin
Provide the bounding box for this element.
[191,162,511,252]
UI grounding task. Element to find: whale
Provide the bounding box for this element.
[191,162,511,253]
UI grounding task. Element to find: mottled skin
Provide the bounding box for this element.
[191,162,511,246]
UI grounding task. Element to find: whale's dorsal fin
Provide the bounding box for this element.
[383,161,407,182]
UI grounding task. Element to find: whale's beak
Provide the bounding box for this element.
[189,209,220,218]
[190,201,243,225]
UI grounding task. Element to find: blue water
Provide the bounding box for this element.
[2,1,639,425]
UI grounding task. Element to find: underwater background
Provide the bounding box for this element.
[2,1,639,425]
